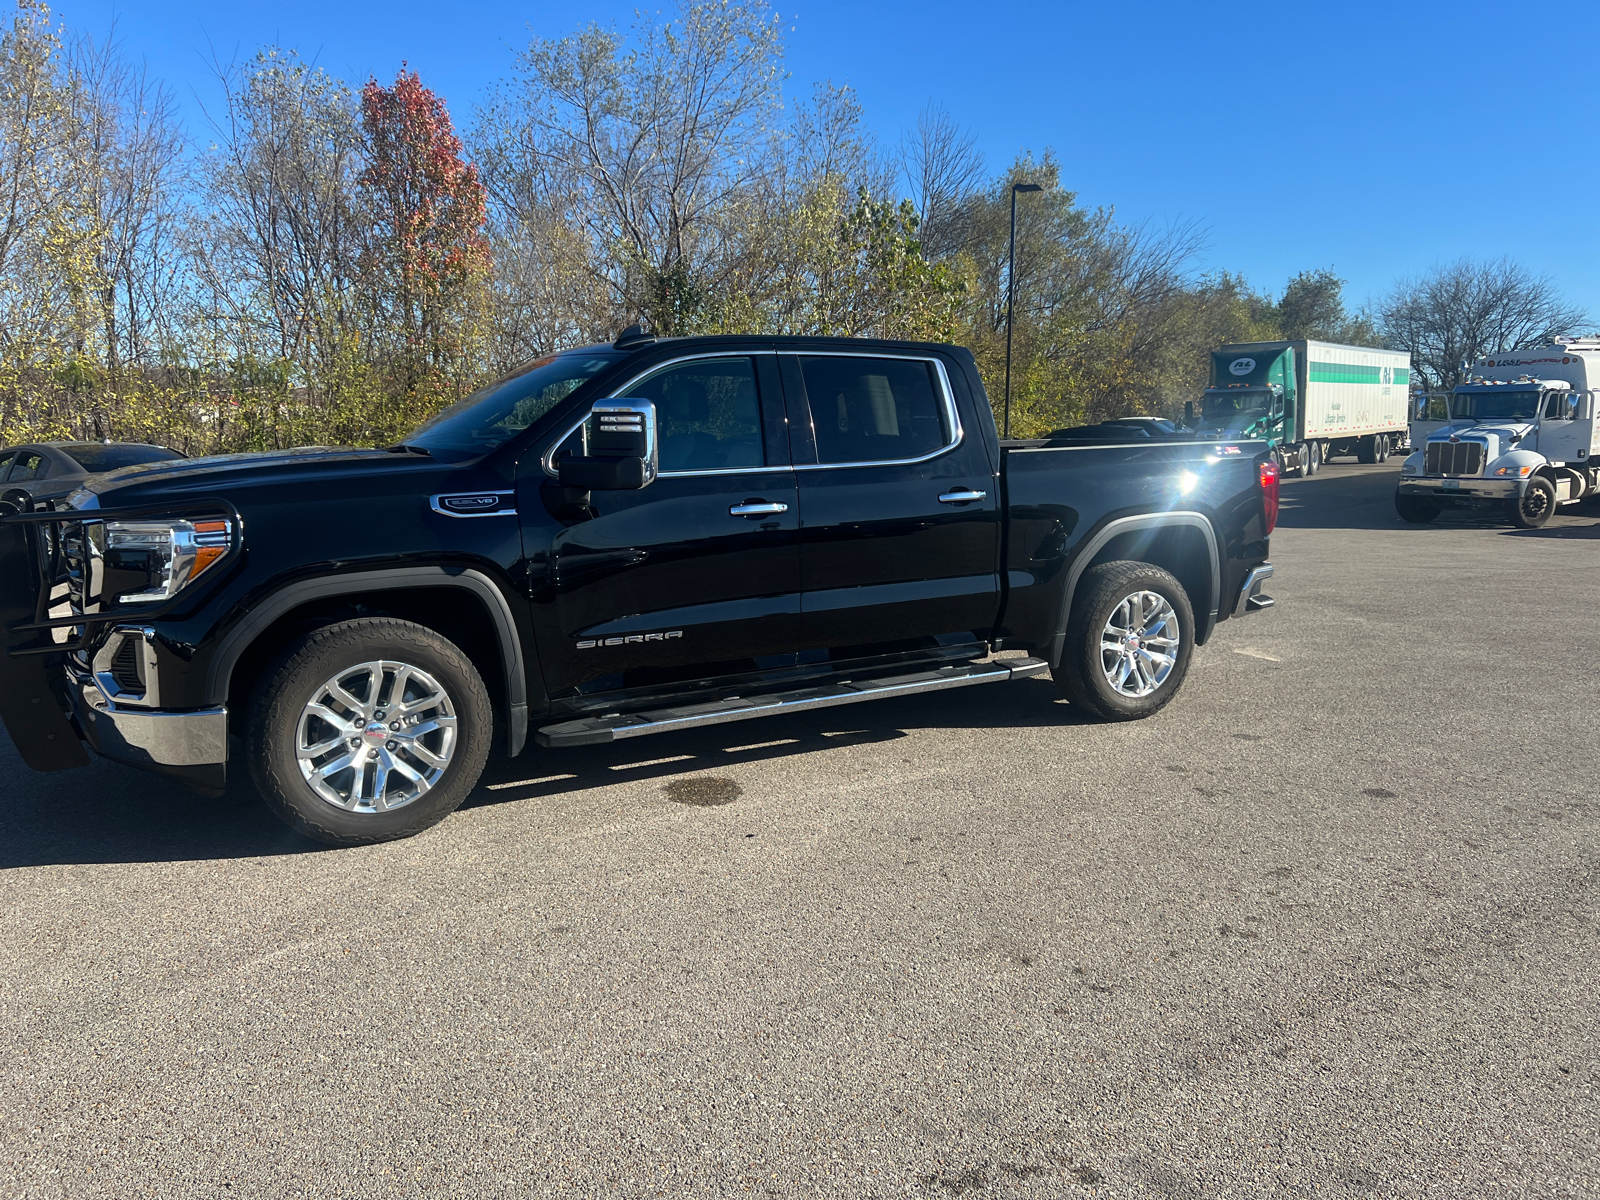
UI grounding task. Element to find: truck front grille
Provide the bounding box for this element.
[1425,441,1483,477]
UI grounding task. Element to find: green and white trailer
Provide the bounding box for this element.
[1188,340,1412,476]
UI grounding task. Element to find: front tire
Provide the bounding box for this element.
[1055,561,1194,721]
[246,618,493,846]
[1509,476,1556,529]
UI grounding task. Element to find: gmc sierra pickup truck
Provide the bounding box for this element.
[0,331,1278,846]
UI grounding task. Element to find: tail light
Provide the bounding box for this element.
[1259,458,1280,534]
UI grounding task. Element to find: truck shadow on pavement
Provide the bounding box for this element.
[1279,463,1600,533]
[463,676,1087,815]
[0,678,1086,868]
[1500,520,1600,539]
[1275,464,1415,531]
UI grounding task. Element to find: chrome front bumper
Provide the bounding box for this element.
[66,669,227,793]
[1398,477,1517,499]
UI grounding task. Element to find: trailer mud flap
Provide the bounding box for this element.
[0,519,89,771]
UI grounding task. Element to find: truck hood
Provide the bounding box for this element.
[69,446,448,507]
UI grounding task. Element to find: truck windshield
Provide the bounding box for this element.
[1449,389,1541,421]
[404,351,622,456]
[1200,389,1275,430]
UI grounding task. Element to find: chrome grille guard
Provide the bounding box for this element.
[0,498,242,660]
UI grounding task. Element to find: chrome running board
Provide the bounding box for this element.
[536,657,1050,748]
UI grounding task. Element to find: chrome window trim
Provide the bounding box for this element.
[537,348,964,479]
[1008,439,1272,454]
[541,350,777,479]
[429,490,518,518]
[790,353,964,472]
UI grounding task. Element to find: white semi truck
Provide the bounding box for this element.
[1395,338,1600,528]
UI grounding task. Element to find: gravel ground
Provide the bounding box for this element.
[2,462,1596,1199]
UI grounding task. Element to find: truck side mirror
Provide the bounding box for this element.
[556,400,658,490]
[1183,401,1194,427]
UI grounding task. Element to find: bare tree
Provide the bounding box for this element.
[192,46,364,377]
[897,103,983,261]
[1378,258,1590,390]
[0,0,81,363]
[476,1,784,336]
[67,27,186,373]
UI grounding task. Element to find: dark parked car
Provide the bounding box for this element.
[0,441,185,511]
[0,332,1277,847]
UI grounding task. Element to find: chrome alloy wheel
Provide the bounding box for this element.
[1099,591,1181,698]
[295,660,458,813]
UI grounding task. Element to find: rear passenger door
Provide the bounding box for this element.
[783,351,1001,657]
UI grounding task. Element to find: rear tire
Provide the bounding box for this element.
[1508,476,1556,529]
[1054,561,1194,722]
[1357,435,1377,464]
[246,618,493,847]
[1395,493,1440,524]
[1375,435,1390,463]
[1301,442,1319,477]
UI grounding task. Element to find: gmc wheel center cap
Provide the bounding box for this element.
[363,722,388,743]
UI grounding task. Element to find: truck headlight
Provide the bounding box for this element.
[103,518,234,603]
[1493,465,1533,477]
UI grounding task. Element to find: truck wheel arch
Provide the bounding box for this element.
[1047,513,1220,668]
[207,567,531,757]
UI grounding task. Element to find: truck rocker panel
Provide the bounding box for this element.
[0,332,1278,846]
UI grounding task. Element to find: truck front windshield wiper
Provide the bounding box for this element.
[387,443,433,457]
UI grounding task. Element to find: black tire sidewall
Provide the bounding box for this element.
[1058,562,1194,721]
[1512,478,1555,528]
[247,618,493,846]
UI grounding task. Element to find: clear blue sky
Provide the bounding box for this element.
[55,0,1600,320]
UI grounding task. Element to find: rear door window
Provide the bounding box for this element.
[800,356,953,465]
[10,452,45,481]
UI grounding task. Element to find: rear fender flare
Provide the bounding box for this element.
[1047,512,1220,668]
[206,566,530,756]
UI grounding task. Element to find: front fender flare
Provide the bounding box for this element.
[205,566,530,757]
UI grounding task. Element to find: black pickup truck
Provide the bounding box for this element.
[0,332,1278,845]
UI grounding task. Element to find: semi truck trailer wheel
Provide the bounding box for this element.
[1508,477,1556,529]
[246,617,493,846]
[1375,435,1390,463]
[1357,435,1377,464]
[1055,561,1193,721]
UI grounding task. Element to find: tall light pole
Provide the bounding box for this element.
[1003,182,1042,440]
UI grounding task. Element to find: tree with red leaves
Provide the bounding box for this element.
[358,67,488,388]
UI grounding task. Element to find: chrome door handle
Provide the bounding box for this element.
[938,488,987,504]
[729,502,789,516]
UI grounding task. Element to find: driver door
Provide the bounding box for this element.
[520,352,802,704]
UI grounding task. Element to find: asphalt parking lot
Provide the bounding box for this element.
[2,461,1597,1199]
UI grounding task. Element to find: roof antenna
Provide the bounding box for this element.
[613,323,657,350]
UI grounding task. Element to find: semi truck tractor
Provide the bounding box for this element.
[1186,341,1412,476]
[1396,338,1600,528]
